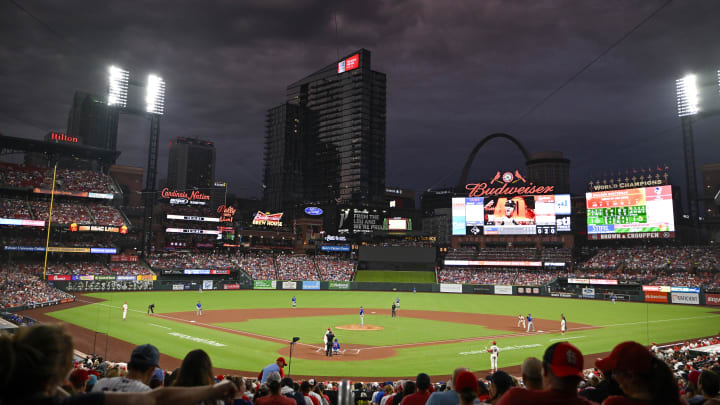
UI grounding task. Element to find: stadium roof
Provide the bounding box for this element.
[0,134,121,163]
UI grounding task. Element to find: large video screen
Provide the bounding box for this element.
[452,194,571,236]
[586,185,675,239]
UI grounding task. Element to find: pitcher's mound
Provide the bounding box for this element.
[335,324,384,331]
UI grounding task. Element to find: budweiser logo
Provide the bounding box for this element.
[252,211,283,226]
[466,170,554,197]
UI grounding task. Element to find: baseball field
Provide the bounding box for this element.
[30,290,720,379]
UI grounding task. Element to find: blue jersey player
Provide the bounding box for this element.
[196,301,202,316]
[292,296,296,308]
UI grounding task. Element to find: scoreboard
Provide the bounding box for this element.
[586,185,674,239]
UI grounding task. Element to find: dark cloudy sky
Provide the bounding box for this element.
[2,0,720,208]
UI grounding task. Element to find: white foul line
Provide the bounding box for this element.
[550,336,586,342]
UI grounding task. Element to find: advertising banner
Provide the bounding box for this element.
[670,286,701,294]
[48,275,71,281]
[223,283,241,290]
[4,246,45,252]
[90,248,117,254]
[568,278,618,285]
[116,275,136,281]
[671,292,699,305]
[166,214,220,222]
[95,275,115,280]
[445,260,542,267]
[644,292,668,303]
[551,292,576,298]
[329,281,350,290]
[494,285,513,295]
[472,285,494,294]
[582,288,595,299]
[173,284,185,291]
[440,283,463,293]
[137,275,156,281]
[203,280,214,290]
[282,281,297,290]
[253,280,276,290]
[110,255,139,262]
[320,245,351,252]
[0,218,46,227]
[705,294,720,306]
[302,281,320,290]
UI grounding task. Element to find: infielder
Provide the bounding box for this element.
[517,314,525,329]
[360,306,365,327]
[486,340,499,372]
[396,297,400,309]
[196,301,202,316]
[526,313,536,332]
[560,314,566,336]
[147,303,155,315]
[292,296,296,308]
[122,301,128,320]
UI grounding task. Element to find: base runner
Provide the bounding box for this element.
[517,314,525,329]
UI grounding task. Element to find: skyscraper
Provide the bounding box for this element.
[264,49,386,210]
[66,91,119,150]
[167,137,216,191]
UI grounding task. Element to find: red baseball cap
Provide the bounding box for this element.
[595,341,652,373]
[454,371,478,393]
[277,356,287,367]
[543,342,584,378]
[69,369,90,386]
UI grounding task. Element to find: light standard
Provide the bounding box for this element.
[675,74,700,228]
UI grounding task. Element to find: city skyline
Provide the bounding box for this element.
[1,1,720,209]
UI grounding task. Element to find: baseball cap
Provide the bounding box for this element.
[543,342,584,378]
[86,374,98,388]
[688,370,701,385]
[454,371,478,393]
[69,369,90,386]
[493,341,496,345]
[129,344,160,368]
[309,378,316,386]
[150,368,165,385]
[267,371,282,384]
[277,356,287,367]
[595,341,652,374]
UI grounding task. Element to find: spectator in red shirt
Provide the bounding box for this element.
[497,342,596,405]
[302,381,320,405]
[400,373,431,405]
[255,372,296,405]
[595,341,683,405]
[453,371,480,405]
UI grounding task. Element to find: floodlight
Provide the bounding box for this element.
[107,66,129,107]
[146,74,166,115]
[676,74,699,117]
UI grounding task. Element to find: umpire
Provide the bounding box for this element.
[326,329,335,357]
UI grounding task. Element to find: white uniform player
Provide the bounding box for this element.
[517,314,525,329]
[122,302,128,320]
[487,341,499,372]
[560,315,567,336]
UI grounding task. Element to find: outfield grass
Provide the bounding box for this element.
[46,290,720,377]
[354,270,436,283]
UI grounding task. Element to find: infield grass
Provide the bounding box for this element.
[46,290,720,378]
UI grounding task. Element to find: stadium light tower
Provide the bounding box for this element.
[146,74,166,115]
[676,74,700,227]
[107,66,129,108]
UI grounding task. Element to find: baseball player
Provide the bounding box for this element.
[391,302,397,318]
[360,306,365,327]
[122,301,128,320]
[517,314,525,329]
[611,294,616,304]
[526,313,536,332]
[560,314,566,336]
[396,297,400,309]
[292,296,296,308]
[196,301,202,316]
[486,340,499,372]
[147,303,155,315]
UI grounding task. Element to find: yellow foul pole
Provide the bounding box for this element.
[43,163,58,281]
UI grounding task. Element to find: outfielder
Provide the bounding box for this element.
[292,296,296,308]
[517,314,525,329]
[486,340,499,372]
[560,314,566,336]
[526,313,536,332]
[360,306,365,327]
[122,301,128,320]
[196,301,202,316]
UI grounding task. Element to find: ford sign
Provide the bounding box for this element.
[304,207,323,216]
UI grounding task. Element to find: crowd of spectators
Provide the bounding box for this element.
[0,162,115,193]
[0,198,32,219]
[108,262,151,276]
[147,252,241,270]
[581,246,720,272]
[87,203,127,226]
[276,254,320,281]
[239,252,277,280]
[30,201,92,224]
[5,322,718,405]
[315,255,356,281]
[0,264,74,309]
[438,267,558,285]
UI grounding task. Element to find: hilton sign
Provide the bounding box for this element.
[47,132,78,143]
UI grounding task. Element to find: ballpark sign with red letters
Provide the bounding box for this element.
[466,170,554,197]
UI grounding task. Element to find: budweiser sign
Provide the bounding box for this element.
[160,188,210,201]
[217,205,236,222]
[466,170,554,197]
[252,211,283,226]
